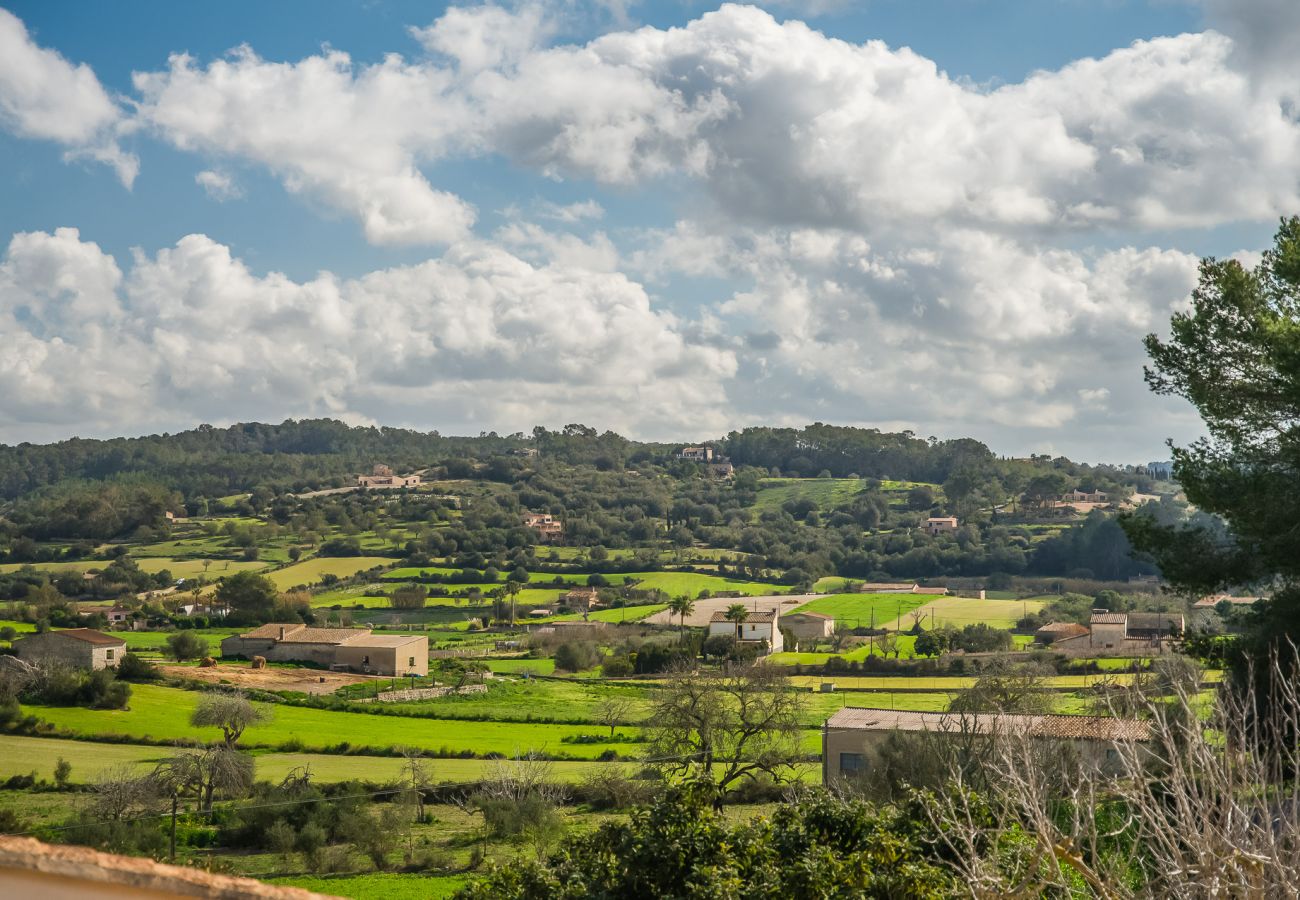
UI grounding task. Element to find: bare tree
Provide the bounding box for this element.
[647,662,805,800]
[190,691,268,748]
[594,696,633,738]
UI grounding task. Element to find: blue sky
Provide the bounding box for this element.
[0,0,1296,461]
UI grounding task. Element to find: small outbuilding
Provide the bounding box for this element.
[783,611,836,644]
[13,629,126,670]
[221,624,427,676]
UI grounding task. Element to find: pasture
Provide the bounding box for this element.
[789,592,935,628]
[268,557,394,590]
[23,683,641,759]
[879,595,1044,630]
[752,477,870,513]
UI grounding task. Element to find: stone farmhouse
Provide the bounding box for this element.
[783,611,835,646]
[822,707,1151,782]
[1064,488,1109,503]
[707,608,784,654]
[562,586,600,611]
[357,464,421,489]
[221,624,428,676]
[13,629,126,670]
[523,513,564,542]
[1039,610,1185,654]
[923,516,958,536]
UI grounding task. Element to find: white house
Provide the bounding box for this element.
[707,608,783,654]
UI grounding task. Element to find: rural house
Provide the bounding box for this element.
[783,611,835,645]
[562,587,600,611]
[923,516,958,536]
[1064,488,1109,503]
[357,464,421,489]
[13,629,126,670]
[676,446,714,462]
[523,513,564,542]
[707,608,784,654]
[1033,622,1090,645]
[1051,610,1185,653]
[822,707,1151,783]
[221,625,428,676]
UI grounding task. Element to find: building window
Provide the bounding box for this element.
[106,649,114,660]
[839,752,865,775]
[408,656,415,667]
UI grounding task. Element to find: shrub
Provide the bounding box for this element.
[553,641,600,673]
[166,631,210,662]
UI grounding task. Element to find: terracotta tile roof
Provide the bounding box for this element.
[238,623,307,640]
[1090,612,1128,625]
[785,611,834,620]
[826,707,1151,742]
[1036,622,1090,638]
[45,628,126,646]
[236,624,373,644]
[710,609,778,623]
[344,634,426,648]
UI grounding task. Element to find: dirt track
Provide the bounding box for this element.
[159,664,385,694]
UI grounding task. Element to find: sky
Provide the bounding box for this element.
[1,0,1297,463]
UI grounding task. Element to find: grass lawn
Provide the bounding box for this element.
[789,593,935,628]
[271,873,467,900]
[752,477,871,513]
[105,628,239,651]
[134,557,268,578]
[0,735,610,784]
[23,683,640,759]
[0,560,97,574]
[269,557,395,590]
[370,678,654,723]
[626,572,776,597]
[879,596,1045,630]
[0,618,37,634]
[484,658,557,675]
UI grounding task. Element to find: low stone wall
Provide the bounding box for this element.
[368,684,488,703]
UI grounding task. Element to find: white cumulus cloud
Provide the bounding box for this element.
[0,9,136,185]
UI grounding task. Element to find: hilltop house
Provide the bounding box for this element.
[677,446,714,463]
[357,464,421,489]
[707,608,783,654]
[1064,488,1109,504]
[13,629,126,670]
[923,516,958,536]
[221,624,428,676]
[822,707,1151,782]
[523,513,564,543]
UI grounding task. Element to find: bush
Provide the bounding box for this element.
[116,650,161,676]
[601,655,634,678]
[166,631,210,662]
[553,641,600,673]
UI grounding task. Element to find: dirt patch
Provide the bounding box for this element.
[159,664,384,694]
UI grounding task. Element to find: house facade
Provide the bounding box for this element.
[357,464,421,489]
[523,513,564,542]
[923,516,958,536]
[823,707,1151,783]
[221,624,427,676]
[562,587,600,611]
[13,629,126,670]
[1065,488,1109,504]
[677,446,714,463]
[707,608,783,654]
[783,611,835,645]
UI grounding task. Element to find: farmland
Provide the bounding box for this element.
[267,557,395,590]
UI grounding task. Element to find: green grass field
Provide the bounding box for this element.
[881,596,1044,630]
[0,560,96,574]
[134,557,269,578]
[789,593,937,628]
[627,572,776,597]
[271,873,466,900]
[268,557,395,590]
[23,683,640,759]
[0,735,611,784]
[752,477,871,513]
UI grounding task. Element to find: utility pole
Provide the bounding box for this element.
[169,794,178,862]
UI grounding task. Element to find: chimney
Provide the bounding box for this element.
[278,626,286,640]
